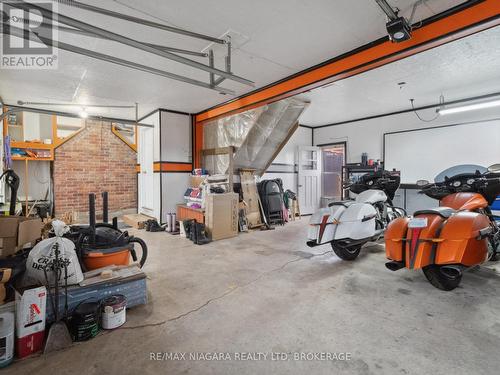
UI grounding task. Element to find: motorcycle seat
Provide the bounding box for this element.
[414,207,455,218]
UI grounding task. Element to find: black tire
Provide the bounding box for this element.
[422,265,462,291]
[331,243,362,261]
[487,238,499,261]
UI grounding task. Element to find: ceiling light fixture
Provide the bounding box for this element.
[375,0,412,43]
[437,99,500,115]
[79,108,88,118]
[386,17,412,42]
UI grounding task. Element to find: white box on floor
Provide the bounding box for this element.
[15,286,46,358]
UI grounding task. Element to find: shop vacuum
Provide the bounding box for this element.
[0,169,20,215]
[66,192,148,271]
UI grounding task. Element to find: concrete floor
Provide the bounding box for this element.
[8,220,500,375]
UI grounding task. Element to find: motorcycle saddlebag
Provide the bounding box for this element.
[385,209,490,269]
[308,204,348,245]
[308,201,376,245]
[434,211,489,266]
[385,216,410,262]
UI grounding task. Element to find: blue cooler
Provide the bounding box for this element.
[491,195,500,221]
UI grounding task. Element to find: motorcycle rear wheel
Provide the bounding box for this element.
[331,243,362,261]
[422,265,462,291]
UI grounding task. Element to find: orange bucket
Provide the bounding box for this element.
[83,249,131,270]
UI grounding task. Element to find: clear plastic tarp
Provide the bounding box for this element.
[203,97,309,175]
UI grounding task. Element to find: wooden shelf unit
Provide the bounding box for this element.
[11,156,54,162]
[3,106,85,156]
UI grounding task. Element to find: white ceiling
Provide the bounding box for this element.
[0,0,466,119]
[298,25,500,126]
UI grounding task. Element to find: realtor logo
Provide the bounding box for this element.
[1,0,58,69]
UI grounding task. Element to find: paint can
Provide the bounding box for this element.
[0,312,14,367]
[101,295,127,330]
[70,301,100,342]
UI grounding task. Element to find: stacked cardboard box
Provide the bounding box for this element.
[0,216,42,258]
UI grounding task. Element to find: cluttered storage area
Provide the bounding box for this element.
[1,108,148,365]
[136,99,308,245]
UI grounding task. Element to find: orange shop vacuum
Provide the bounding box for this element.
[66,192,148,271]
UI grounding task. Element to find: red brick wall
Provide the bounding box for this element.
[53,120,137,218]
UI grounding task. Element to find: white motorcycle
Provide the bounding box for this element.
[307,170,406,260]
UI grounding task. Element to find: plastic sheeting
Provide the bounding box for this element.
[203,97,309,175]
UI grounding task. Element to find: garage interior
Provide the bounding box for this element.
[0,1,499,374]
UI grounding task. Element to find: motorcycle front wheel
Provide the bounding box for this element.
[331,242,362,261]
[422,265,462,291]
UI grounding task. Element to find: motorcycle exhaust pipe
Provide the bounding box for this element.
[306,240,318,248]
[440,265,463,279]
[385,261,405,271]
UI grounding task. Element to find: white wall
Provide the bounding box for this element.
[137,111,161,220]
[12,160,51,201]
[262,126,312,193]
[314,105,500,169]
[385,120,500,183]
[160,112,192,163]
[160,111,192,221]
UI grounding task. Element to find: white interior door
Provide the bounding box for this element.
[139,127,154,215]
[297,146,322,215]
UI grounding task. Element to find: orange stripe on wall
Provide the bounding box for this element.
[153,162,192,172]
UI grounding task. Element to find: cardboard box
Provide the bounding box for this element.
[0,268,12,303]
[190,175,207,188]
[15,286,46,358]
[0,216,42,258]
[205,193,239,241]
[122,213,153,229]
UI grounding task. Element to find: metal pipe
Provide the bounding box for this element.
[17,100,135,108]
[208,49,215,86]
[102,191,108,224]
[89,193,96,244]
[0,108,20,123]
[212,38,232,87]
[375,0,399,20]
[40,22,209,57]
[5,104,154,128]
[213,77,226,86]
[15,2,253,86]
[4,24,235,95]
[226,37,232,73]
[54,0,226,44]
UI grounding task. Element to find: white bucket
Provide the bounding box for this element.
[101,295,127,330]
[0,312,14,367]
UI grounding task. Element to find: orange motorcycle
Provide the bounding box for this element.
[385,164,500,290]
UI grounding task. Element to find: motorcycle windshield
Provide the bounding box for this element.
[434,164,486,182]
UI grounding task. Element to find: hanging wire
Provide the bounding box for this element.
[408,0,427,30]
[410,98,439,122]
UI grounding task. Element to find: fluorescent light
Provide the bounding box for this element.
[438,99,500,115]
[79,108,88,118]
